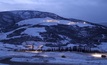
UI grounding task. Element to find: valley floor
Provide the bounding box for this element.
[0,51,107,65]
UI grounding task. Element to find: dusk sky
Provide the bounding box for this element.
[0,0,107,23]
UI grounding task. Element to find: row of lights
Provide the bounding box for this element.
[44,19,87,25]
[44,19,60,23]
[67,22,87,25]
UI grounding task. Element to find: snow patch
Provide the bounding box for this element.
[21,27,46,37]
[0,33,7,40]
[98,42,107,52]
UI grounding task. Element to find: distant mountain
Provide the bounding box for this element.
[0,10,107,50]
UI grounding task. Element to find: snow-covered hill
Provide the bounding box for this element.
[0,10,107,52]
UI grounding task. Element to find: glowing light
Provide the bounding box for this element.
[25,51,42,53]
[83,22,86,24]
[67,22,76,25]
[46,19,59,23]
[91,53,102,58]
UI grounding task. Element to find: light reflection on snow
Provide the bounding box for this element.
[45,19,60,23]
[25,51,42,53]
[91,53,102,58]
[67,21,87,25]
[67,22,76,25]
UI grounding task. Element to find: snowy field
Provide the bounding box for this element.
[0,42,107,65]
[0,50,107,65]
[17,17,92,27]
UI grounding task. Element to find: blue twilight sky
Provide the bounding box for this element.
[0,0,107,23]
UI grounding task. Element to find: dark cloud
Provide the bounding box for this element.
[0,0,107,23]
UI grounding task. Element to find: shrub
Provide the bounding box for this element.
[61,55,66,58]
[101,55,106,58]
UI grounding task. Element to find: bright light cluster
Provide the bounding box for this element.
[91,53,102,58]
[45,19,60,23]
[67,21,87,25]
[67,22,76,25]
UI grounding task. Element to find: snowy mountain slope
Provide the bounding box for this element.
[0,10,105,32]
[0,10,107,51]
[17,17,93,27]
[0,10,65,29]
